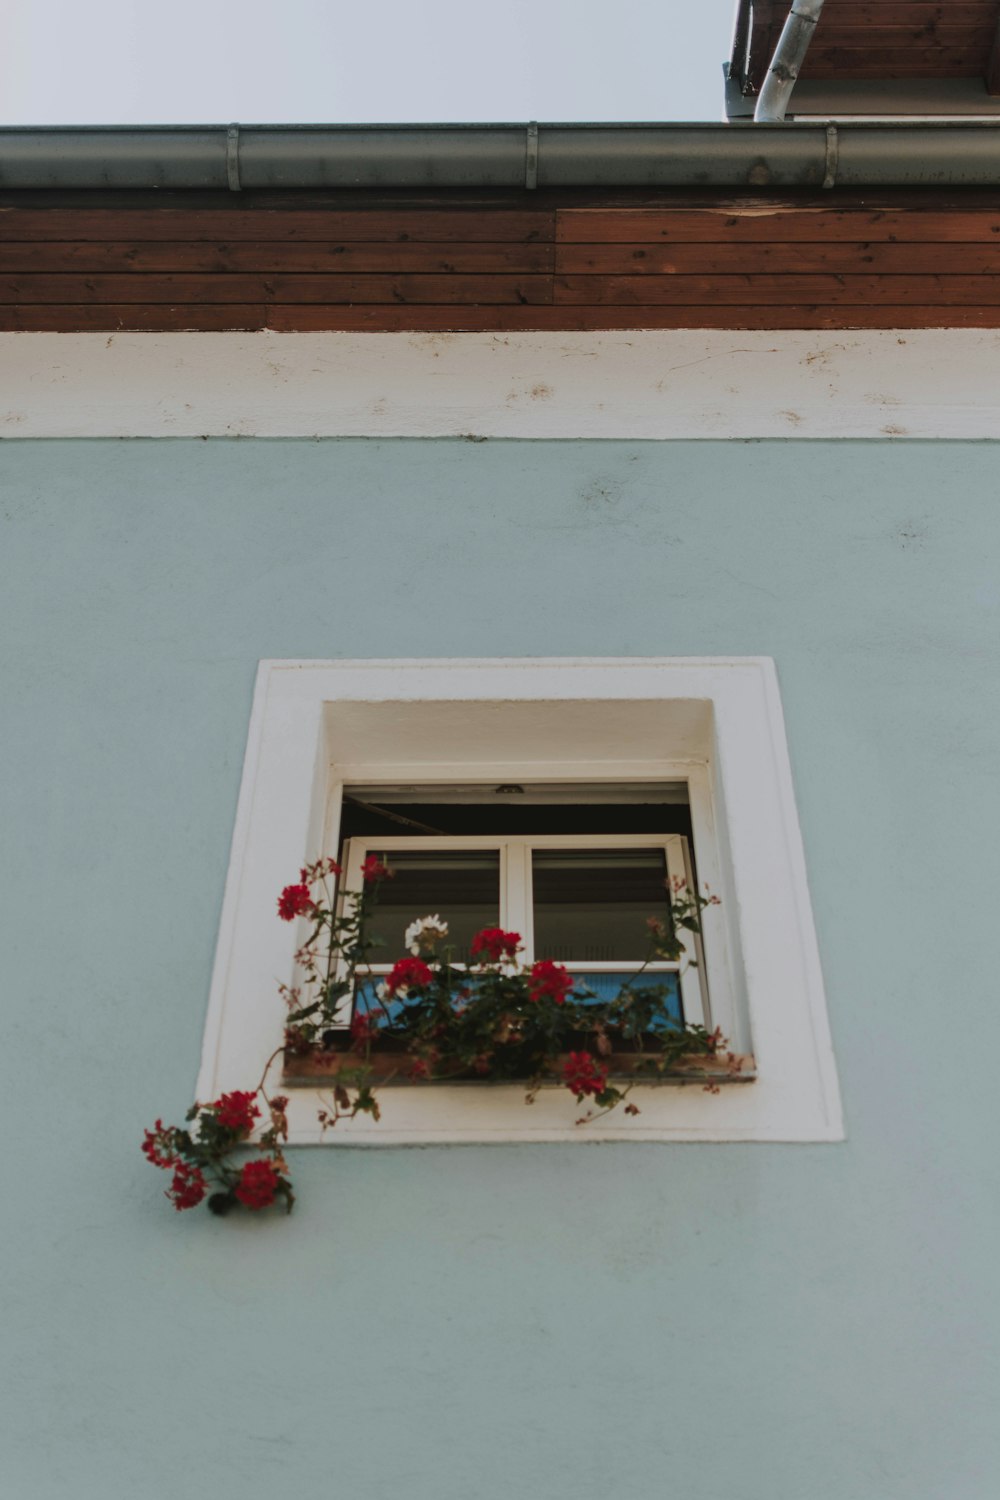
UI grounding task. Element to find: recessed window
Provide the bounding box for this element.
[197,658,843,1143]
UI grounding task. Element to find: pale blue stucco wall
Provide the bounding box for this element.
[1,438,997,1500]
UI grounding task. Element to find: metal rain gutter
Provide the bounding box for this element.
[755,0,827,124]
[3,121,1000,191]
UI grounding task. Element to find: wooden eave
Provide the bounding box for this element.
[732,0,1000,103]
[6,185,1000,332]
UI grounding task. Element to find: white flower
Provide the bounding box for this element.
[404,914,449,954]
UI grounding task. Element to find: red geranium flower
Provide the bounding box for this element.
[301,858,342,882]
[562,1050,608,1099]
[166,1161,207,1211]
[141,1119,178,1169]
[384,956,433,996]
[361,855,392,883]
[470,927,522,963]
[528,959,573,1005]
[234,1159,281,1211]
[350,1009,384,1048]
[212,1090,261,1135]
[277,882,314,921]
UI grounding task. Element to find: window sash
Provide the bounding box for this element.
[336,829,706,1027]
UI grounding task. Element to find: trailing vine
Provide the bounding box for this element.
[143,857,726,1215]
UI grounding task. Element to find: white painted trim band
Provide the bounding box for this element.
[3,329,999,439]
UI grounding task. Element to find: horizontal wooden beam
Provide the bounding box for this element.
[6,303,1000,331]
[0,240,555,274]
[553,273,1000,304]
[0,273,554,305]
[5,192,1000,332]
[555,207,1000,241]
[0,208,555,243]
[556,241,1000,273]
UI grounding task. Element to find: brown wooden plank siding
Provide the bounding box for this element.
[555,206,1000,241]
[826,4,996,19]
[0,242,556,273]
[5,193,1000,331]
[0,208,554,241]
[738,0,1000,90]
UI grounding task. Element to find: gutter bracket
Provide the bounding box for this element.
[525,121,539,191]
[226,123,242,192]
[822,123,838,189]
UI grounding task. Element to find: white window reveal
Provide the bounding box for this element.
[197,658,843,1144]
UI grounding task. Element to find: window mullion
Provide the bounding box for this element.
[503,838,533,962]
[663,833,707,1028]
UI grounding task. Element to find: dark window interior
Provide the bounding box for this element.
[339,790,693,841]
[340,784,695,970]
[532,847,672,962]
[365,849,501,964]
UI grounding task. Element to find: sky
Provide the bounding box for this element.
[1,1,738,125]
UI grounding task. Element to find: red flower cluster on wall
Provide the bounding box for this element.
[384,956,433,995]
[166,1161,208,1211]
[277,883,314,922]
[562,1051,609,1099]
[212,1090,261,1135]
[528,959,573,1005]
[142,1086,293,1219]
[470,927,522,963]
[234,1159,281,1210]
[350,1009,385,1048]
[144,860,721,1220]
[141,1119,178,1169]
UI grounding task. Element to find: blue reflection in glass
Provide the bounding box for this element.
[572,970,683,1025]
[354,976,401,1024]
[353,970,682,1027]
[354,974,481,1025]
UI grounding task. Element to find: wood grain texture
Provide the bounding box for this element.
[557,241,1000,273]
[0,240,555,273]
[554,273,1000,305]
[555,208,1000,242]
[986,12,1000,91]
[827,4,995,16]
[0,273,553,305]
[803,26,995,45]
[9,304,1000,332]
[6,191,1000,331]
[0,304,268,330]
[805,27,994,45]
[743,0,1000,84]
[0,208,555,243]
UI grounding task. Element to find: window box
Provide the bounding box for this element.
[281,1041,757,1087]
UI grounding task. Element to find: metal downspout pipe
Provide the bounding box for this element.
[755,0,827,123]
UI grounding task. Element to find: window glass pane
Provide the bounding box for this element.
[532,847,672,962]
[366,849,500,964]
[354,970,682,1027]
[573,970,682,1025]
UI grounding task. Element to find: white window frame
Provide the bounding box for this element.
[338,831,706,1028]
[196,657,843,1144]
